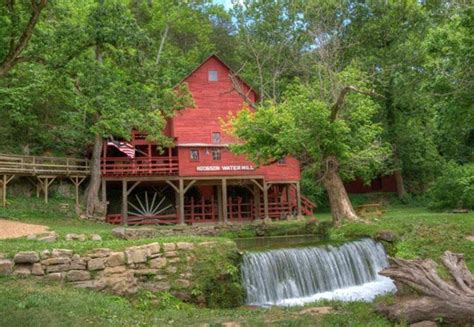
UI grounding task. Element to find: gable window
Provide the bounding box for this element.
[212,148,221,161]
[212,132,221,144]
[208,70,218,81]
[190,149,199,161]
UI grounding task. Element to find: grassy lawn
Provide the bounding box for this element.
[0,195,472,326]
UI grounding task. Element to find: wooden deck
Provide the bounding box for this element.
[0,154,90,206]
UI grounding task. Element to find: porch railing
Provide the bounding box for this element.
[101,156,178,176]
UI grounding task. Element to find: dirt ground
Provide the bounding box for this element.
[0,219,49,239]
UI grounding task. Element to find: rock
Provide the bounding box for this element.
[43,257,70,266]
[299,306,334,316]
[409,322,437,327]
[40,250,50,259]
[112,227,157,240]
[73,279,106,290]
[70,256,87,270]
[91,234,102,241]
[13,264,31,277]
[103,266,127,276]
[199,241,217,248]
[154,281,171,291]
[165,251,177,258]
[175,279,191,288]
[176,242,194,250]
[46,264,70,273]
[77,234,86,242]
[47,272,64,281]
[163,243,176,252]
[133,269,158,276]
[87,248,112,258]
[52,249,73,257]
[106,252,125,267]
[222,322,241,327]
[0,259,13,275]
[66,233,86,242]
[26,234,37,240]
[167,257,180,264]
[375,230,398,243]
[14,251,39,264]
[125,247,148,264]
[66,270,91,282]
[149,257,167,269]
[65,234,74,241]
[465,232,474,242]
[166,266,177,274]
[38,233,57,242]
[31,263,45,276]
[102,270,138,295]
[88,258,105,271]
[142,242,160,255]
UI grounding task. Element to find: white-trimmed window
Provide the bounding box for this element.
[208,70,218,81]
[190,149,199,161]
[212,132,221,144]
[212,148,221,161]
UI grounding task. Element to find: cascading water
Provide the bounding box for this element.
[241,238,396,306]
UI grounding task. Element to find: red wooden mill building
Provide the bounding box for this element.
[101,55,315,225]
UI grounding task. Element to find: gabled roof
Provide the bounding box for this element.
[177,54,259,100]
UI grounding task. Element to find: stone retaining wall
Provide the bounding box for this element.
[0,240,230,303]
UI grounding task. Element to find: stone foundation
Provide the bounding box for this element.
[0,240,231,303]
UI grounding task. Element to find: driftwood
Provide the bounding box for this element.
[376,251,474,325]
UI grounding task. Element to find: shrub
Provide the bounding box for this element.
[428,162,474,210]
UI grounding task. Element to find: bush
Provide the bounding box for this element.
[428,162,474,210]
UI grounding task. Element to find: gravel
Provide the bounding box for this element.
[0,219,49,240]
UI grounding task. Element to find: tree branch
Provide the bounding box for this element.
[0,0,48,77]
[330,85,384,121]
[229,72,257,109]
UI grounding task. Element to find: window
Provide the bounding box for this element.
[277,158,287,165]
[190,149,199,161]
[208,70,218,81]
[212,148,221,161]
[212,132,221,144]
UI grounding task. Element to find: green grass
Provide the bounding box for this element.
[0,277,395,327]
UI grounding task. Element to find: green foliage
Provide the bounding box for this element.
[192,241,244,308]
[428,162,474,210]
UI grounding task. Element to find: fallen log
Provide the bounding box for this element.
[376,251,474,325]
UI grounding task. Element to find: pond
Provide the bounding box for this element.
[235,234,330,252]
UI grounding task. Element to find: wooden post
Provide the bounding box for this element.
[296,181,302,217]
[216,185,222,223]
[37,177,55,204]
[222,178,228,224]
[179,179,185,225]
[122,180,128,225]
[70,176,86,207]
[263,180,269,219]
[1,175,6,207]
[253,184,260,220]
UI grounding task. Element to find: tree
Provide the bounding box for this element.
[227,66,389,225]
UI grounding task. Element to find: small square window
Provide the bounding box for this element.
[208,70,218,81]
[212,132,221,144]
[277,158,287,165]
[190,149,199,161]
[212,148,221,161]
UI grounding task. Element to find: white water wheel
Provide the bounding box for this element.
[128,191,173,217]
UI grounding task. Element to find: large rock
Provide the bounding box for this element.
[52,249,73,257]
[0,259,13,276]
[149,257,167,269]
[177,242,194,250]
[66,270,91,282]
[31,263,45,276]
[112,227,157,240]
[163,243,176,252]
[102,270,138,295]
[106,252,125,267]
[91,234,102,241]
[87,248,112,258]
[375,230,398,243]
[175,279,191,288]
[88,258,106,271]
[13,264,31,277]
[125,247,148,264]
[43,257,70,266]
[14,251,39,264]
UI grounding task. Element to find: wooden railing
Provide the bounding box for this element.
[101,156,179,176]
[0,153,90,176]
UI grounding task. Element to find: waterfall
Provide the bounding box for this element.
[241,238,396,306]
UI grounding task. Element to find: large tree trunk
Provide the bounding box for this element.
[393,169,406,199]
[321,157,359,226]
[376,251,474,325]
[84,134,103,217]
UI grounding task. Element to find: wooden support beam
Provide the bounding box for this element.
[250,178,264,191]
[69,176,86,207]
[253,184,260,220]
[165,180,179,193]
[222,178,228,224]
[295,181,302,217]
[178,179,185,225]
[37,176,55,204]
[127,181,141,196]
[1,175,15,207]
[216,185,223,222]
[122,180,128,225]
[263,180,269,219]
[183,179,196,193]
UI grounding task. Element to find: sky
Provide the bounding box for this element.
[213,0,237,10]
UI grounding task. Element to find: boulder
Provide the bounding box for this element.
[375,230,398,243]
[13,264,31,277]
[163,243,176,252]
[103,266,127,276]
[46,264,70,273]
[91,234,102,241]
[47,272,64,281]
[175,279,191,288]
[0,259,13,275]
[31,263,45,276]
[176,242,194,250]
[66,270,91,282]
[14,251,39,264]
[52,249,73,258]
[42,257,70,266]
[38,232,57,242]
[125,247,148,264]
[149,257,167,269]
[102,270,138,295]
[106,252,125,267]
[88,258,106,271]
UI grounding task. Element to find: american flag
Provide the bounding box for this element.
[107,140,135,158]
